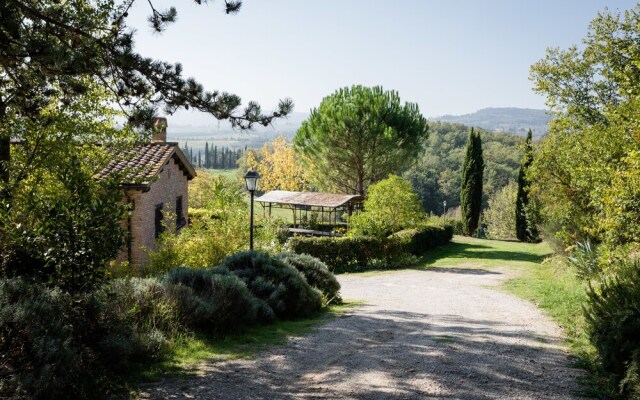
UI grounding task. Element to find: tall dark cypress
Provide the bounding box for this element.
[205,142,210,169]
[460,128,484,236]
[516,129,538,242]
[213,145,218,169]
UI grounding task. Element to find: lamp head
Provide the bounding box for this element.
[244,170,260,192]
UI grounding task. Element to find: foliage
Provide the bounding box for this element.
[600,150,640,246]
[484,181,517,240]
[404,121,523,216]
[289,225,452,272]
[0,0,292,193]
[0,277,174,399]
[568,240,601,281]
[515,130,539,242]
[218,251,323,320]
[460,128,484,236]
[1,156,126,292]
[389,224,454,256]
[584,260,640,396]
[0,83,136,292]
[348,175,424,238]
[146,172,249,272]
[183,142,244,170]
[275,253,341,304]
[288,236,405,272]
[163,267,262,334]
[0,278,93,399]
[294,85,428,196]
[245,135,310,191]
[529,6,640,248]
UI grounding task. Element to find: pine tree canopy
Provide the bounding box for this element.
[0,0,293,198]
[294,85,428,196]
[0,0,292,129]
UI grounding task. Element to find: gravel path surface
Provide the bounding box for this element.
[137,266,584,399]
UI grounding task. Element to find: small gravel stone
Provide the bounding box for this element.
[136,266,585,399]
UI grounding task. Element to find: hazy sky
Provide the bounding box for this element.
[128,0,636,123]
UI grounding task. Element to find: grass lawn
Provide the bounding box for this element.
[419,236,613,398]
[207,168,295,223]
[208,168,241,181]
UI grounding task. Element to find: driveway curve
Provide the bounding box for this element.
[138,266,584,399]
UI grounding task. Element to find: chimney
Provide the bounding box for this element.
[152,117,168,142]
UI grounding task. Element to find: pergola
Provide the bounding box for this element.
[256,190,363,235]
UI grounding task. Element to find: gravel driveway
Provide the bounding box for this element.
[137,266,584,399]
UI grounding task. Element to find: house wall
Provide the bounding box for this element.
[127,157,189,267]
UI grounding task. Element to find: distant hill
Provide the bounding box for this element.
[433,108,551,137]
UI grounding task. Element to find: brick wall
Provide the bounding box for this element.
[127,156,189,267]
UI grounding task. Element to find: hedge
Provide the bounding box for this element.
[391,224,454,256]
[288,224,452,272]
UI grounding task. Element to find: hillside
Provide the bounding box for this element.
[433,108,551,137]
[404,121,524,215]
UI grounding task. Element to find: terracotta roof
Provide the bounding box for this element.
[97,142,196,187]
[256,190,363,208]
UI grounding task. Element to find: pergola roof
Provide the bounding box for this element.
[256,190,362,208]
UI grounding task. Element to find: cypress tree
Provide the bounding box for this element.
[516,129,538,242]
[213,145,218,169]
[460,128,484,236]
[205,142,210,169]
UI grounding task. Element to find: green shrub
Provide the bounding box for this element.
[145,172,249,272]
[275,253,341,304]
[163,267,263,333]
[287,236,405,272]
[218,251,323,319]
[585,260,640,395]
[289,225,452,273]
[484,181,517,240]
[0,278,87,399]
[0,277,170,400]
[568,240,602,281]
[447,219,464,235]
[348,175,424,237]
[0,163,126,292]
[101,278,181,357]
[390,224,454,256]
[620,351,640,399]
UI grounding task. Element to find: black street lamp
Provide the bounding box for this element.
[244,170,260,250]
[443,200,447,223]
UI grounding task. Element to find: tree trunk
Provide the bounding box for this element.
[0,105,10,202]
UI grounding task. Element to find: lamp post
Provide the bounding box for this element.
[244,170,260,250]
[443,200,447,223]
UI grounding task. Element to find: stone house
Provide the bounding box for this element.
[98,118,196,267]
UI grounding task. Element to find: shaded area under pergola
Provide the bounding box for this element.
[256,190,363,236]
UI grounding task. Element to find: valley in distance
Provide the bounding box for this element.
[167,107,551,154]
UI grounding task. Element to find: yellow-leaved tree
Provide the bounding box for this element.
[246,135,310,191]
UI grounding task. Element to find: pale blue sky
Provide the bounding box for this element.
[128,0,636,123]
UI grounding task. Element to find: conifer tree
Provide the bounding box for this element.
[0,0,293,201]
[213,146,218,169]
[515,129,538,242]
[205,142,210,169]
[460,128,484,236]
